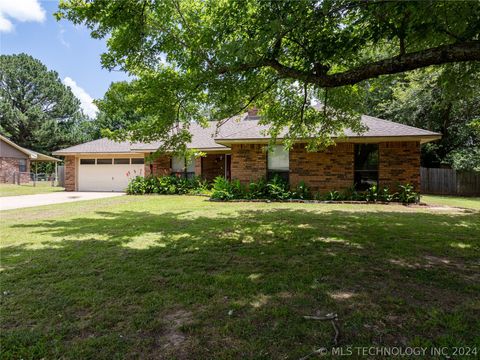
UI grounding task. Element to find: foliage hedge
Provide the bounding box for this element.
[210,176,419,203]
[127,175,209,195]
[127,175,419,203]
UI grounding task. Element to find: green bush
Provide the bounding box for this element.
[133,175,419,204]
[292,180,312,200]
[396,184,418,203]
[211,176,240,200]
[126,175,208,195]
[247,178,268,199]
[317,184,418,203]
[211,175,292,200]
[266,175,291,200]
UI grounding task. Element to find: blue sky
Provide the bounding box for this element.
[0,0,129,117]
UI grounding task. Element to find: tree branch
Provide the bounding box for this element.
[215,41,480,88]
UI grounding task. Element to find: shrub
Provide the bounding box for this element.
[211,176,238,200]
[127,176,148,195]
[247,178,268,199]
[365,184,378,202]
[211,175,291,200]
[266,175,291,200]
[126,175,208,195]
[378,186,394,202]
[315,184,417,203]
[396,184,418,203]
[292,180,312,200]
[326,190,342,201]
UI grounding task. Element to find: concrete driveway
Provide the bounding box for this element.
[0,192,125,211]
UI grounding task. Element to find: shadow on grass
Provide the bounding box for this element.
[1,208,479,359]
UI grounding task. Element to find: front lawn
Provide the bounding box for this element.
[1,196,479,358]
[421,194,480,210]
[0,183,64,197]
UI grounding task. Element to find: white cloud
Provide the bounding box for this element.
[63,77,98,118]
[0,0,46,32]
[58,25,70,48]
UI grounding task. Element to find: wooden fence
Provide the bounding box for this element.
[420,167,480,196]
[57,165,65,187]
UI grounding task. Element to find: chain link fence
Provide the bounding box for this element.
[0,171,60,187]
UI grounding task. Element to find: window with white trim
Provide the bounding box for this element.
[171,155,196,178]
[267,145,289,183]
[171,156,185,173]
[186,156,195,174]
[354,144,379,191]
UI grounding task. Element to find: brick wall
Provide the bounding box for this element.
[0,157,31,184]
[290,143,355,193]
[379,141,420,191]
[194,157,202,176]
[229,141,421,193]
[230,144,267,183]
[144,154,171,176]
[64,156,76,191]
[201,154,225,181]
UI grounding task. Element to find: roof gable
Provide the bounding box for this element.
[0,134,60,161]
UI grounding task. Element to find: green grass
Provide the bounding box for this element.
[422,194,480,210]
[1,196,479,359]
[0,183,64,197]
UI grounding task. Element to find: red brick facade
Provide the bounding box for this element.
[194,157,202,176]
[0,157,31,184]
[201,154,226,182]
[229,141,421,193]
[64,156,76,191]
[230,144,267,183]
[144,155,171,176]
[62,141,421,193]
[379,141,420,191]
[290,143,355,193]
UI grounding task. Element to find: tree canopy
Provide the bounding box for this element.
[363,64,480,170]
[57,0,480,150]
[0,53,92,154]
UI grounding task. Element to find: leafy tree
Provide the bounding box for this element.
[57,0,480,149]
[0,53,91,154]
[362,64,480,169]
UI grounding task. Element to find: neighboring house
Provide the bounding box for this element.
[53,109,441,192]
[0,134,61,184]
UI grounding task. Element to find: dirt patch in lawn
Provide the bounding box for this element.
[155,309,194,358]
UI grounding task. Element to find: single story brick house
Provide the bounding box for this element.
[0,134,60,183]
[53,110,441,192]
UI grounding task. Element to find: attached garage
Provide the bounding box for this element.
[77,156,144,192]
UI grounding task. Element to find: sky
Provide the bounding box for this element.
[0,0,130,117]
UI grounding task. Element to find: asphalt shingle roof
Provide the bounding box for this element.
[53,138,137,154]
[215,114,440,140]
[131,122,227,151]
[53,113,440,154]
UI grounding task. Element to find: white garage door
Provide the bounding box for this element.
[78,157,144,192]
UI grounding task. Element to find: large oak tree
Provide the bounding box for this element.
[57,0,480,150]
